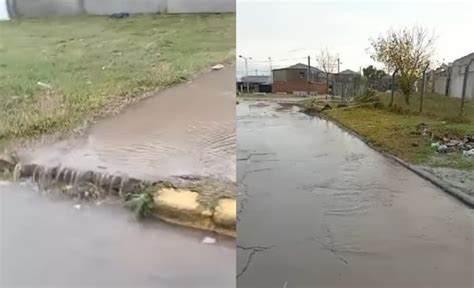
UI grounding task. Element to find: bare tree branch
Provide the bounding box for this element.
[316,48,337,74]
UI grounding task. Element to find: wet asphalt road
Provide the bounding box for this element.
[0,182,235,288]
[237,101,474,288]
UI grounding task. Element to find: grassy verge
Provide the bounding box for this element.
[322,93,473,171]
[0,14,235,147]
[379,92,474,122]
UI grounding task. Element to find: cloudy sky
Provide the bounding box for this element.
[236,0,474,79]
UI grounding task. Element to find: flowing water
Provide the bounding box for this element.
[19,66,236,183]
[237,101,474,287]
[0,181,235,287]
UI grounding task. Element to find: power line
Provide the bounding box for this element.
[237,56,307,64]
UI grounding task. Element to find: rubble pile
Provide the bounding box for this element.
[416,123,474,156]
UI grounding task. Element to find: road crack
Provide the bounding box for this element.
[237,152,275,161]
[237,245,276,278]
[305,226,350,266]
[237,168,272,222]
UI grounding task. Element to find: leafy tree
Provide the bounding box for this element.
[362,65,387,88]
[369,26,436,104]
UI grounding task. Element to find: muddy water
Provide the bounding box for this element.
[237,101,474,288]
[0,182,235,287]
[21,66,236,182]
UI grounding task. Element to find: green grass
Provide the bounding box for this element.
[325,106,474,170]
[379,92,474,123]
[0,14,235,145]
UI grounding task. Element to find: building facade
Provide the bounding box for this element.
[272,63,327,95]
[431,53,474,100]
[333,69,362,98]
[450,53,474,99]
[237,75,272,93]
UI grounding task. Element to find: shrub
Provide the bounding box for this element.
[354,85,379,103]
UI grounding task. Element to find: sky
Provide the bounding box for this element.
[236,0,474,79]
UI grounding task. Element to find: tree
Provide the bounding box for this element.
[316,48,337,97]
[362,65,387,89]
[369,26,436,104]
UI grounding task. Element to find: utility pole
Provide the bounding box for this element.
[268,57,273,84]
[307,56,311,82]
[337,58,342,74]
[239,55,251,93]
[255,69,258,76]
[307,56,311,96]
[419,63,429,113]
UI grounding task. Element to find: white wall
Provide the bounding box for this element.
[0,0,10,19]
[9,0,235,17]
[84,0,166,15]
[433,75,447,95]
[167,0,235,13]
[450,63,474,100]
[15,0,82,16]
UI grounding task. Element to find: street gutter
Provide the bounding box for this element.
[314,110,474,208]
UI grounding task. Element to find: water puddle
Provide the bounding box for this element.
[0,182,235,287]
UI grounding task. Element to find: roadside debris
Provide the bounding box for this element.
[211,64,224,70]
[320,104,332,112]
[463,149,474,157]
[437,144,448,153]
[37,81,52,89]
[419,123,473,155]
[202,236,217,244]
[0,155,15,172]
[110,13,130,19]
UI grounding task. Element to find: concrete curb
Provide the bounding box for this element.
[0,161,237,236]
[153,188,236,237]
[313,111,474,209]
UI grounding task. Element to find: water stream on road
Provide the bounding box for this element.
[0,181,235,287]
[19,66,236,183]
[237,101,474,288]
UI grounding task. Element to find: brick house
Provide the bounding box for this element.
[272,63,328,95]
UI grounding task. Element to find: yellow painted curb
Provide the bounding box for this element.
[214,198,236,226]
[153,188,236,237]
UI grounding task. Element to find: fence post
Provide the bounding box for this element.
[79,0,86,14]
[419,64,429,114]
[390,69,398,107]
[460,59,474,117]
[445,66,451,97]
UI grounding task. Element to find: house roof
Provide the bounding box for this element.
[452,52,474,65]
[273,63,324,73]
[339,69,359,75]
[240,75,272,84]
